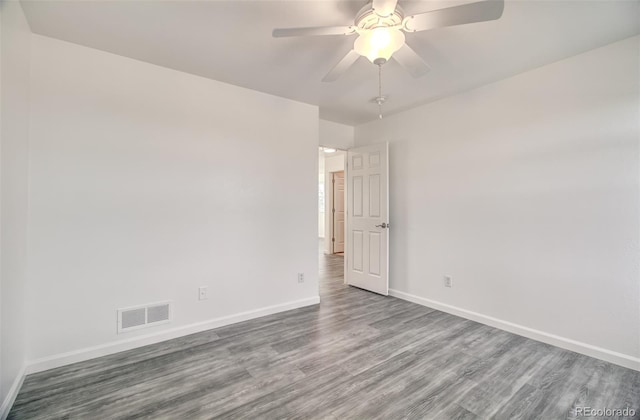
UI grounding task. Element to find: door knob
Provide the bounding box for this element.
[375,222,389,229]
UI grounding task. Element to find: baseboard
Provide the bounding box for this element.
[389,289,640,372]
[26,295,320,375]
[1,364,26,420]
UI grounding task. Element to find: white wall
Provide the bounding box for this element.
[355,36,640,368]
[324,153,346,174]
[0,0,31,414]
[26,35,319,364]
[319,119,354,151]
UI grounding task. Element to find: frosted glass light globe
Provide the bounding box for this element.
[354,27,405,64]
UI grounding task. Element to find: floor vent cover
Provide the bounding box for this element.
[117,301,171,333]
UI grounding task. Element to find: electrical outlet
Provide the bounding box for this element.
[444,276,452,288]
[198,286,208,300]
[298,273,305,283]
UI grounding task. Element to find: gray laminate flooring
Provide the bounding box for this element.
[9,242,640,419]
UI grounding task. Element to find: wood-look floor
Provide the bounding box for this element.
[10,245,640,419]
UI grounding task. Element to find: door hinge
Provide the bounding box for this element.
[332,237,335,242]
[332,208,335,214]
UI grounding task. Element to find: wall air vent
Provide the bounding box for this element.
[117,301,171,334]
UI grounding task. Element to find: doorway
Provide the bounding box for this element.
[318,143,389,295]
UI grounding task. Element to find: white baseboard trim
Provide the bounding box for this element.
[389,289,640,372]
[1,364,26,420]
[26,296,320,375]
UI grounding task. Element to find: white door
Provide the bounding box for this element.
[333,171,345,253]
[346,143,389,295]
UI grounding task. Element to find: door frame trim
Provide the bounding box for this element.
[344,158,348,284]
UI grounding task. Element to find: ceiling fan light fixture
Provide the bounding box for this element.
[354,27,405,64]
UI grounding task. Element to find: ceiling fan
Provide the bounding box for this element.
[273,0,504,82]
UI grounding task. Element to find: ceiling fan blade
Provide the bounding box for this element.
[404,0,504,32]
[372,0,399,17]
[322,50,361,82]
[272,26,355,38]
[392,44,431,78]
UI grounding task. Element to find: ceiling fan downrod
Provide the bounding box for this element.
[376,64,386,119]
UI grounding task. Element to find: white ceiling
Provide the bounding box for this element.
[21,0,640,125]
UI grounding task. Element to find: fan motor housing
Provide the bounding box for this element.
[355,4,404,30]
